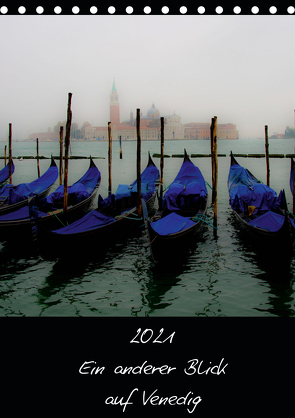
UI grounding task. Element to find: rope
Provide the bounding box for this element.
[192,214,218,229]
[115,210,141,220]
[163,182,173,192]
[99,185,108,191]
[205,181,213,190]
[48,210,68,227]
[122,216,143,221]
[99,185,113,195]
[150,235,158,245]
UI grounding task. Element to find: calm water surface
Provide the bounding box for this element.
[1,138,295,316]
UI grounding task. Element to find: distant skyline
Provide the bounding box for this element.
[0,15,294,140]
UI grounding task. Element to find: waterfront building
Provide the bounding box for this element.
[27,131,59,141]
[184,122,239,139]
[28,81,239,141]
[84,81,238,140]
[165,113,185,139]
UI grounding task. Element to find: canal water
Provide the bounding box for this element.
[0,138,295,317]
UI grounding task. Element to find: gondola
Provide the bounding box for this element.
[37,153,160,257]
[0,157,100,242]
[0,160,15,188]
[37,153,159,255]
[0,156,58,214]
[143,149,208,263]
[228,151,294,257]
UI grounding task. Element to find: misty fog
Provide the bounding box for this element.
[0,14,294,140]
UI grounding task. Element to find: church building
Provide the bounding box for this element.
[84,80,239,140]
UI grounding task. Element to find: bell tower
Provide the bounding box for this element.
[110,78,120,126]
[130,109,134,126]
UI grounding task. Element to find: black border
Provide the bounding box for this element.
[2,316,293,415]
[0,2,295,15]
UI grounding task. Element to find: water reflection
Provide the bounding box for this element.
[228,211,295,316]
[0,240,41,279]
[0,197,294,316]
[140,224,226,316]
[228,212,293,273]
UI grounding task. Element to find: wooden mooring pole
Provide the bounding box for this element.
[136,109,142,218]
[63,93,72,213]
[265,125,270,186]
[59,125,63,185]
[4,145,7,165]
[294,110,295,214]
[36,138,40,178]
[160,116,164,208]
[119,135,122,159]
[8,123,12,184]
[210,116,218,231]
[108,122,112,195]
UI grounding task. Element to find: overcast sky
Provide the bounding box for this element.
[0,15,294,139]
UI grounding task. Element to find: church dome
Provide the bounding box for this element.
[147,102,160,118]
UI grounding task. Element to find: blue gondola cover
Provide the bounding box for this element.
[0,205,47,221]
[228,163,279,214]
[248,211,295,232]
[0,161,99,222]
[52,210,116,234]
[248,211,285,232]
[164,160,207,212]
[0,162,58,204]
[115,165,159,202]
[38,164,100,212]
[150,154,207,237]
[48,157,159,236]
[150,212,195,235]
